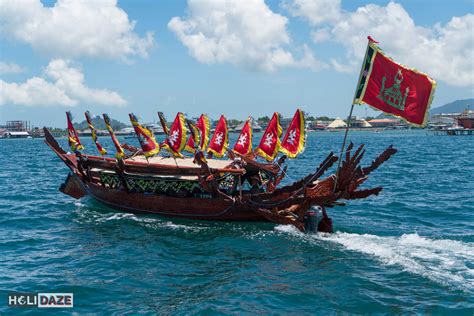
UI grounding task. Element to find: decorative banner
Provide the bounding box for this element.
[232,117,252,155]
[85,111,107,156]
[196,114,210,151]
[280,109,305,158]
[157,112,169,135]
[256,112,282,161]
[103,113,125,159]
[353,37,436,126]
[184,120,200,154]
[129,113,160,158]
[162,112,187,157]
[66,111,84,152]
[207,115,228,158]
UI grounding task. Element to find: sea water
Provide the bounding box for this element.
[0,130,473,314]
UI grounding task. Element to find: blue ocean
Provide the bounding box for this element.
[0,130,473,314]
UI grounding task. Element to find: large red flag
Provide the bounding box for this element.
[354,37,436,126]
[129,113,160,158]
[207,115,228,158]
[280,109,305,158]
[103,113,125,159]
[232,117,252,155]
[256,112,282,161]
[162,112,187,157]
[66,111,84,152]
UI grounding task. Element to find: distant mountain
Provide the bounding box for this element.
[430,98,474,116]
[73,115,127,131]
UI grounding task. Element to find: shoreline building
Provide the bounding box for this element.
[326,118,347,129]
[456,110,474,129]
[367,118,400,128]
[0,120,32,138]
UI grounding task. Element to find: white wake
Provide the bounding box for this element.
[275,225,474,292]
[73,202,207,232]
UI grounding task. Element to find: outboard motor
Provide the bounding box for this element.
[317,206,334,233]
[304,207,320,233]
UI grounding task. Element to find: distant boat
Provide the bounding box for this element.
[1,131,31,138]
[231,120,262,133]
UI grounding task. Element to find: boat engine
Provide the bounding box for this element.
[317,206,333,233]
[304,207,320,233]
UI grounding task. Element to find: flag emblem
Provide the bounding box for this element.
[378,69,409,110]
[263,133,274,147]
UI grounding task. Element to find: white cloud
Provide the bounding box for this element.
[168,0,323,72]
[0,62,26,74]
[0,78,77,107]
[0,59,126,107]
[286,1,474,87]
[330,59,357,74]
[283,0,341,25]
[0,0,154,61]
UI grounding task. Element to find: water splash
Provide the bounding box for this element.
[73,203,208,233]
[275,225,474,292]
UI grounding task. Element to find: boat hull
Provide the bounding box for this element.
[68,175,266,221]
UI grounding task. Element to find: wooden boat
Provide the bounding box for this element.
[44,127,397,232]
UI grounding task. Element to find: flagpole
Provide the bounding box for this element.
[333,39,371,192]
[333,104,355,191]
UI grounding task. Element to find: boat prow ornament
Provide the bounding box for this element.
[44,114,397,233]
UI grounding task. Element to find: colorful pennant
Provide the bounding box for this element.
[162,112,188,157]
[66,111,84,152]
[85,111,107,156]
[129,113,160,158]
[103,113,125,159]
[232,117,253,155]
[256,112,282,161]
[280,109,305,158]
[207,115,228,158]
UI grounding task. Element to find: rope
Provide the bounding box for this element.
[276,162,297,183]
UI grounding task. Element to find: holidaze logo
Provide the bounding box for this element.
[8,293,73,308]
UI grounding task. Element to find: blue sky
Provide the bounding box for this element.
[1,0,473,127]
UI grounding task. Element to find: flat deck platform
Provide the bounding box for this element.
[127,156,234,169]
